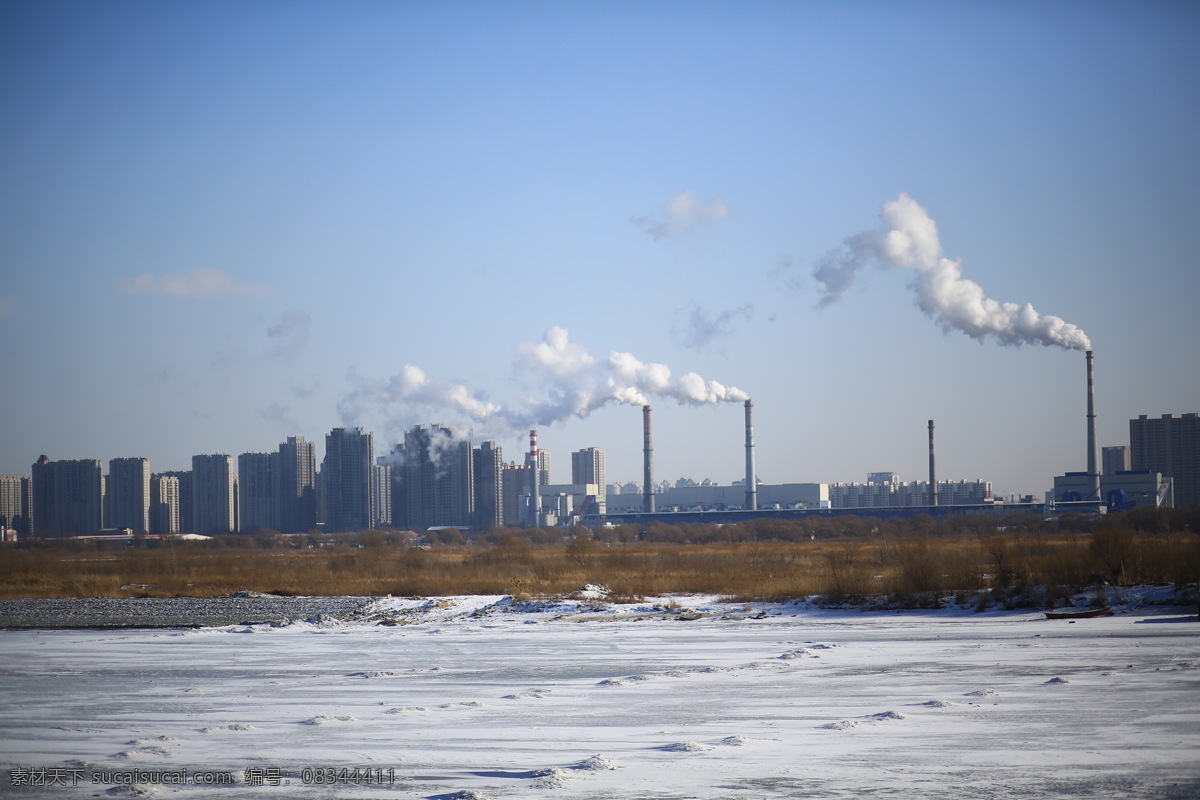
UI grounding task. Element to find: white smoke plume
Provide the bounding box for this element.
[339,365,501,442]
[339,326,749,437]
[814,193,1092,351]
[516,326,749,423]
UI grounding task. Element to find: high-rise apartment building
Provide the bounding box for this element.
[0,475,32,536]
[1102,446,1131,476]
[150,474,180,534]
[473,441,504,529]
[500,462,525,526]
[571,447,606,516]
[238,452,277,533]
[372,461,392,529]
[107,457,151,534]
[530,449,551,485]
[192,454,235,534]
[391,425,474,529]
[1130,413,1199,508]
[158,470,193,532]
[32,456,103,537]
[277,436,316,533]
[323,427,373,533]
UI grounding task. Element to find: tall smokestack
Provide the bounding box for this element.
[643,405,655,513]
[529,429,540,526]
[745,399,757,511]
[928,419,938,506]
[1086,350,1099,501]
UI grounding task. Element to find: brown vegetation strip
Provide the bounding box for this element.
[2,510,1197,606]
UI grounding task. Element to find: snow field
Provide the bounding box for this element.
[1,595,1198,799]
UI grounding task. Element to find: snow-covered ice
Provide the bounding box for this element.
[2,594,1198,799]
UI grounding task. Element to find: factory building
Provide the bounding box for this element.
[606,482,828,513]
[1053,470,1173,510]
[537,483,604,525]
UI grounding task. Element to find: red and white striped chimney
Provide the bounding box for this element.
[529,429,540,526]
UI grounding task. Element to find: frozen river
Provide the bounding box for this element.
[2,595,1198,799]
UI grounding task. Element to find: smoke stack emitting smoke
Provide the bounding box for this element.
[928,419,938,507]
[745,399,757,511]
[529,429,541,525]
[643,405,655,513]
[1086,350,1099,501]
[815,193,1091,352]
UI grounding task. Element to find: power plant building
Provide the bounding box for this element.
[606,482,828,513]
[538,483,604,523]
[828,477,991,509]
[1054,470,1172,510]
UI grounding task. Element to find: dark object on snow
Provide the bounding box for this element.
[1044,607,1113,620]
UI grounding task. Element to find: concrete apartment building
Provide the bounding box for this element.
[192,454,235,534]
[1130,413,1199,507]
[107,457,151,534]
[32,456,103,537]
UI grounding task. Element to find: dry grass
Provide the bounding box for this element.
[3,514,1197,606]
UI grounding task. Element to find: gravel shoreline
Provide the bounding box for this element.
[0,596,376,629]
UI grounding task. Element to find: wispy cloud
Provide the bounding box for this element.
[260,403,300,431]
[290,377,320,399]
[267,309,311,359]
[672,303,754,352]
[631,190,730,240]
[119,268,268,298]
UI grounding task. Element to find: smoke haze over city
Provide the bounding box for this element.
[2,2,1198,499]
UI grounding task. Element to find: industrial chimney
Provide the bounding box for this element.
[529,429,540,526]
[643,405,655,513]
[1086,350,1099,501]
[928,419,938,506]
[745,399,757,511]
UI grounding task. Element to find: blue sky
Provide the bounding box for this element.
[2,0,1197,499]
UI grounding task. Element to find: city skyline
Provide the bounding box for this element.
[2,3,1198,498]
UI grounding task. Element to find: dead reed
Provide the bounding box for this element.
[3,511,1197,605]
